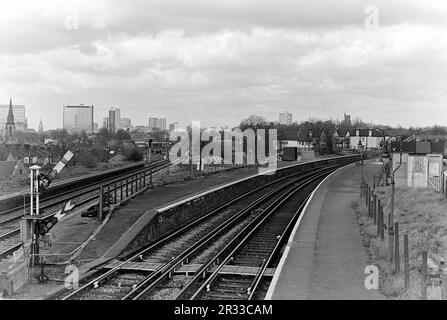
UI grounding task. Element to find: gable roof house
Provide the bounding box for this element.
[333,128,351,151]
[349,128,387,150]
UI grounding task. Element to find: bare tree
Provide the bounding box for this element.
[240,115,267,130]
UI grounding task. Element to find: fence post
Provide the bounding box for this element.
[131,176,134,195]
[373,194,377,225]
[366,186,370,214]
[140,173,143,190]
[360,178,364,198]
[366,186,371,216]
[364,182,368,205]
[395,222,400,274]
[379,204,385,241]
[367,184,370,207]
[389,211,394,263]
[404,234,409,290]
[107,185,111,208]
[126,178,129,198]
[377,199,381,236]
[98,186,103,221]
[421,251,428,300]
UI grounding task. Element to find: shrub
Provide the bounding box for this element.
[126,149,144,162]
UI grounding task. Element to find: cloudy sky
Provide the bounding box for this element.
[1,0,447,130]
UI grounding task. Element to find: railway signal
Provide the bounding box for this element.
[37,200,75,236]
[23,150,74,267]
[37,151,74,192]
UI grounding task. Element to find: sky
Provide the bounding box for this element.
[1,0,447,130]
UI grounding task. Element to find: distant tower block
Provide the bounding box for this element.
[5,98,16,136]
[343,113,352,127]
[279,111,293,126]
[38,119,43,133]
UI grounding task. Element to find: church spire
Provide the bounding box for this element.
[6,97,15,125]
[5,97,16,137]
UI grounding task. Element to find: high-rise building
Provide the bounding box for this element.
[0,100,26,134]
[279,111,293,126]
[38,119,43,133]
[148,117,166,130]
[102,117,109,130]
[93,122,99,133]
[63,104,94,134]
[169,122,179,131]
[108,107,121,134]
[121,118,132,131]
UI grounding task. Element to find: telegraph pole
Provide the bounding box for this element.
[389,139,403,265]
[389,173,395,264]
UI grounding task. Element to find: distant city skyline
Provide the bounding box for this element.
[5,98,447,132]
[2,1,447,130]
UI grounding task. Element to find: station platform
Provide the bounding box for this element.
[266,160,385,300]
[80,158,338,263]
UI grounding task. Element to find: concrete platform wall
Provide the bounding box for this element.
[120,155,361,257]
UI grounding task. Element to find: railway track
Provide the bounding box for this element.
[60,161,349,300]
[0,159,171,261]
[188,190,314,300]
[177,172,322,300]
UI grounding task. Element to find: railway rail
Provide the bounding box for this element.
[0,159,171,260]
[60,160,351,300]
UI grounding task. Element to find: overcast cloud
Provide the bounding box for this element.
[1,0,447,130]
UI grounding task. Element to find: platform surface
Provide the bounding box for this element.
[267,161,385,300]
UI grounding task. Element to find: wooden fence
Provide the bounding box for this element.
[361,175,446,299]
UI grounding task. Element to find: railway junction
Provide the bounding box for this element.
[0,154,385,300]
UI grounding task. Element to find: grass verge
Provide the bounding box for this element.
[354,185,447,299]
